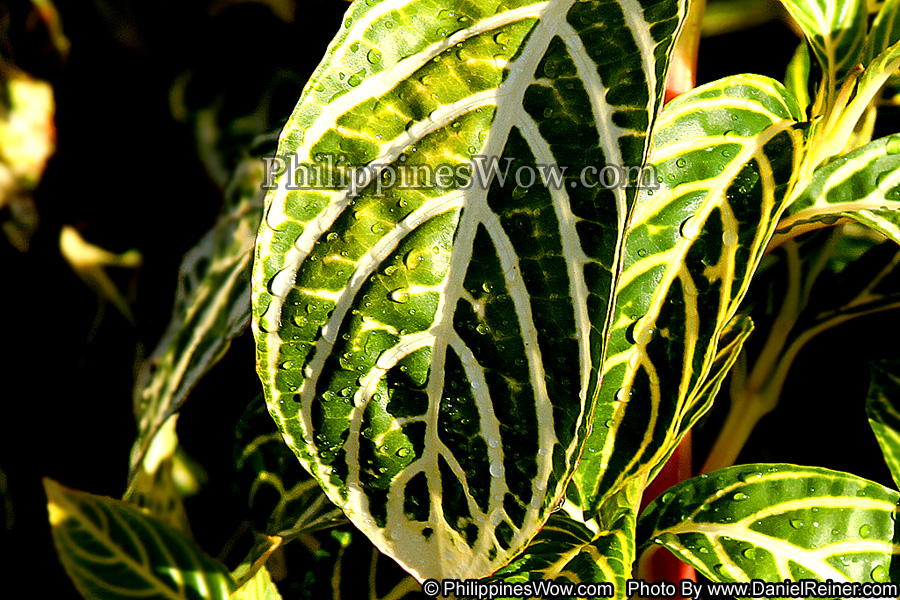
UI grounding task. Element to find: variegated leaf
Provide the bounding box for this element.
[866,0,900,64]
[45,479,236,600]
[775,0,866,93]
[235,395,344,540]
[572,74,805,513]
[467,480,642,600]
[868,358,900,490]
[252,0,685,581]
[637,464,900,587]
[775,134,900,246]
[130,145,269,478]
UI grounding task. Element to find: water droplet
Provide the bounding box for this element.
[733,492,749,501]
[661,492,675,504]
[476,323,490,335]
[493,32,509,46]
[543,107,554,119]
[347,69,366,87]
[872,565,890,582]
[886,136,900,155]
[723,230,738,246]
[367,49,382,64]
[742,547,757,560]
[859,524,872,538]
[490,463,505,477]
[396,447,411,457]
[675,158,687,168]
[280,360,294,369]
[604,419,615,428]
[790,519,804,529]
[390,289,409,303]
[637,248,648,257]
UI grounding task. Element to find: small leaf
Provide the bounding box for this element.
[776,134,900,245]
[637,464,900,585]
[45,479,236,600]
[784,42,811,115]
[867,358,900,490]
[865,0,900,64]
[775,0,866,92]
[230,566,283,600]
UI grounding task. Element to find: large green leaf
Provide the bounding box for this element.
[45,479,236,600]
[868,358,900,490]
[252,0,685,581]
[130,147,269,478]
[637,465,900,587]
[775,134,900,246]
[572,74,805,512]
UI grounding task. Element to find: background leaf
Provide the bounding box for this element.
[130,144,269,480]
[868,358,900,490]
[45,479,236,600]
[234,395,344,540]
[637,464,900,586]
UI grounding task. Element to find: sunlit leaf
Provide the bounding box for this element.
[572,74,805,512]
[45,479,235,600]
[637,464,900,586]
[252,0,686,581]
[775,0,866,92]
[230,566,284,600]
[776,134,900,246]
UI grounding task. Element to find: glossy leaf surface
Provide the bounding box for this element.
[572,74,805,512]
[776,135,900,246]
[637,464,900,586]
[252,0,685,581]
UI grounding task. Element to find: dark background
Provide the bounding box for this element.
[0,0,896,595]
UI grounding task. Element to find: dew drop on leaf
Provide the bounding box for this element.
[859,524,872,538]
[872,565,889,582]
[886,136,900,155]
[675,158,686,168]
[490,463,505,477]
[733,492,749,501]
[790,519,803,529]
